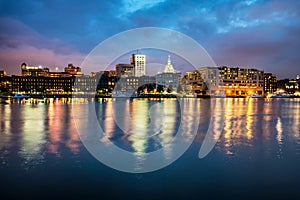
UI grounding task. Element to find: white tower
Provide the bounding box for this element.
[164,55,175,73]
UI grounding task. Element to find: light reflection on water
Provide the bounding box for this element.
[0,98,300,198]
[0,98,299,167]
[215,98,300,159]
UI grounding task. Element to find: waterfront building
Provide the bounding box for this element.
[139,75,156,87]
[264,73,277,94]
[73,75,97,94]
[64,63,83,76]
[48,72,72,78]
[96,72,118,95]
[0,75,11,94]
[0,70,7,78]
[218,66,264,97]
[130,54,146,77]
[198,67,223,95]
[108,70,117,77]
[116,64,135,77]
[277,78,300,95]
[12,75,74,94]
[184,70,206,94]
[21,62,50,77]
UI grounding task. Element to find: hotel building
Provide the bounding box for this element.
[218,66,264,96]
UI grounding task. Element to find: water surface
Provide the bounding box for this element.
[0,98,300,199]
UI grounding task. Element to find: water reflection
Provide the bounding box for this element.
[20,104,46,167]
[47,103,81,155]
[47,103,63,156]
[0,98,300,171]
[216,99,300,157]
[0,104,12,166]
[100,99,180,155]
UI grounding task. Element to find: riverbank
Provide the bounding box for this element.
[1,94,300,99]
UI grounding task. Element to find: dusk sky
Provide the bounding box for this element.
[0,0,299,79]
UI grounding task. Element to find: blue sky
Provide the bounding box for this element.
[0,0,299,78]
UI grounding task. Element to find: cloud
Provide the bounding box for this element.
[209,22,300,78]
[0,17,86,75]
[0,0,299,78]
[119,0,166,17]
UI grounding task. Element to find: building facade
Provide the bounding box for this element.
[116,64,134,77]
[264,73,277,94]
[64,63,83,76]
[0,75,11,94]
[197,67,223,95]
[0,70,7,78]
[218,66,264,96]
[277,79,300,95]
[184,70,206,94]
[21,62,50,77]
[130,54,146,77]
[12,75,74,94]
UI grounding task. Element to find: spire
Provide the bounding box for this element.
[168,55,171,65]
[164,55,175,73]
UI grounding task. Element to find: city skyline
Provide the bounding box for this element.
[1,54,299,98]
[1,55,299,81]
[0,0,299,79]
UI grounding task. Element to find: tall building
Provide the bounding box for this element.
[218,66,264,96]
[264,73,277,94]
[116,64,134,77]
[130,54,146,77]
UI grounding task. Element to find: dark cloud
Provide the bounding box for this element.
[0,0,299,78]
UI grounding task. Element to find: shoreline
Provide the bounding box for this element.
[1,94,300,100]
